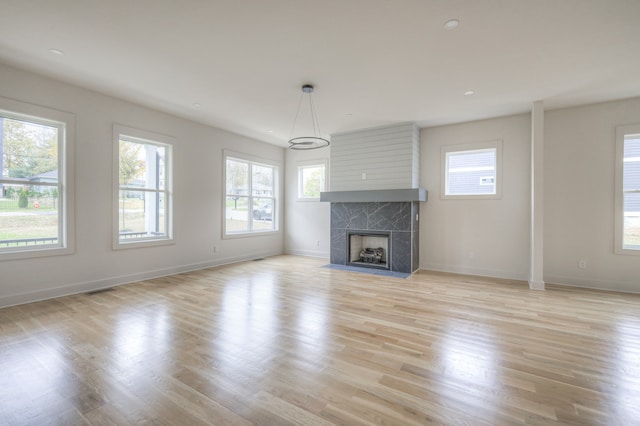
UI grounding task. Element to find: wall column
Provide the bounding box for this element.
[529,101,545,290]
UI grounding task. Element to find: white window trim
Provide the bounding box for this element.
[615,124,640,255]
[440,140,503,200]
[0,97,75,261]
[223,149,279,238]
[296,158,328,201]
[112,124,174,250]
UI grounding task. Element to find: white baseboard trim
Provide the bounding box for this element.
[420,262,528,282]
[545,274,640,294]
[0,250,282,309]
[528,280,546,290]
[284,248,330,259]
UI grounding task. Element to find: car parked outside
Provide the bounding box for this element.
[253,203,272,220]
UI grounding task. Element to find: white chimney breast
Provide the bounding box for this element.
[329,122,419,191]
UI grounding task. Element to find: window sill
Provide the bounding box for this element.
[0,246,74,262]
[441,194,502,200]
[223,229,280,239]
[615,247,640,256]
[113,237,174,250]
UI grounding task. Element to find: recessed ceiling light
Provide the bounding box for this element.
[267,130,274,133]
[48,48,64,55]
[345,113,353,118]
[464,90,475,96]
[192,103,201,108]
[444,19,460,30]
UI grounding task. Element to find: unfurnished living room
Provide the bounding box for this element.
[1,1,640,425]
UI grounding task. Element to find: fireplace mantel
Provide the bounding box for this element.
[320,188,427,203]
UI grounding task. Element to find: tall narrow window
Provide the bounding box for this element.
[114,125,173,248]
[441,140,502,199]
[224,152,277,235]
[0,98,74,259]
[298,161,326,200]
[616,125,640,253]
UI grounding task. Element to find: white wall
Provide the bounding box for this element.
[284,148,330,258]
[544,97,640,292]
[420,114,532,280]
[3,62,639,305]
[420,99,640,292]
[0,63,284,308]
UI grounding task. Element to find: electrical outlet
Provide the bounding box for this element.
[315,240,320,247]
[213,245,218,253]
[579,259,587,269]
[362,172,367,180]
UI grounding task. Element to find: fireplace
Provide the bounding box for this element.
[320,123,426,275]
[347,231,390,270]
[326,200,421,274]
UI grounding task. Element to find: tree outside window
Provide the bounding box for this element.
[298,163,326,199]
[0,116,62,249]
[114,125,173,249]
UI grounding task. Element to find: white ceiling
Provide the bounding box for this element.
[1,0,639,147]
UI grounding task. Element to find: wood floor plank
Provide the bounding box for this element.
[1,254,639,425]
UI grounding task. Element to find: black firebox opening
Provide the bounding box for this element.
[347,231,391,270]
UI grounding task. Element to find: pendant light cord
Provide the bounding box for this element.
[287,84,330,149]
[308,92,321,138]
[289,92,305,140]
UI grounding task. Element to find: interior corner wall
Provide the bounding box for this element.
[283,148,330,258]
[420,114,531,280]
[544,97,640,292]
[0,62,285,308]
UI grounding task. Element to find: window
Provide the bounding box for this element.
[113,125,173,248]
[298,160,326,200]
[224,152,277,235]
[441,140,502,199]
[0,97,74,260]
[615,125,640,254]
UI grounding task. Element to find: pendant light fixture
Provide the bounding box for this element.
[288,84,330,150]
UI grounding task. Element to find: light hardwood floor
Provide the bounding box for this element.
[1,255,639,425]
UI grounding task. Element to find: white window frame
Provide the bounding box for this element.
[113,124,174,249]
[223,150,279,238]
[0,97,75,261]
[297,159,327,201]
[440,140,503,200]
[615,124,640,255]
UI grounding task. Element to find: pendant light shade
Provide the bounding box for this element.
[288,84,330,150]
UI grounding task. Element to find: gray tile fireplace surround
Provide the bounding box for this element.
[330,202,419,274]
